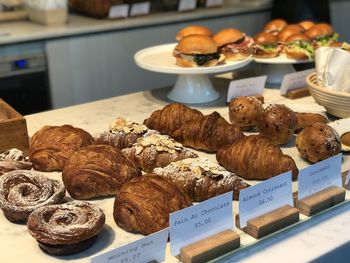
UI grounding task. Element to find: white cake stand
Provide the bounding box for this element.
[135,43,252,104]
[254,54,313,85]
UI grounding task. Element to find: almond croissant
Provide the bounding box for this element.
[143,103,203,137]
[216,135,299,180]
[172,111,245,152]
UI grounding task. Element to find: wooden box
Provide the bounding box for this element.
[0,99,29,154]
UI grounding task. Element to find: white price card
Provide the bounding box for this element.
[206,0,224,7]
[239,172,293,228]
[91,229,168,263]
[130,2,151,17]
[109,4,129,19]
[280,68,314,95]
[170,192,233,256]
[298,153,343,200]
[227,76,266,103]
[178,0,197,11]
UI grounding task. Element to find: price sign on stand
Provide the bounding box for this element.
[280,68,314,95]
[298,154,343,200]
[227,76,266,102]
[169,192,233,256]
[178,0,197,11]
[239,172,293,228]
[91,229,168,263]
[109,4,130,19]
[130,2,151,17]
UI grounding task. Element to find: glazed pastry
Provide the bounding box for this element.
[113,175,192,235]
[172,111,245,152]
[95,117,153,150]
[257,104,297,145]
[216,135,299,180]
[153,158,250,201]
[0,148,32,176]
[121,134,197,172]
[143,103,203,137]
[0,170,65,222]
[62,144,141,200]
[29,125,94,172]
[27,201,105,255]
[228,96,264,131]
[296,122,341,163]
[296,112,327,131]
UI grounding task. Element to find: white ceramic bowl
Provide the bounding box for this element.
[306,72,350,118]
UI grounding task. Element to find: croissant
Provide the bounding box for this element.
[29,125,94,172]
[216,135,299,180]
[62,144,141,199]
[143,103,203,137]
[153,158,250,201]
[172,111,245,152]
[121,134,197,173]
[113,175,192,235]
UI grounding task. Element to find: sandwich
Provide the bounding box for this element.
[176,25,213,41]
[264,19,287,35]
[299,20,315,31]
[213,28,254,61]
[173,34,224,67]
[305,23,339,49]
[253,32,281,58]
[285,33,314,60]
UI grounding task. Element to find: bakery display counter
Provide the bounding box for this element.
[1,77,350,262]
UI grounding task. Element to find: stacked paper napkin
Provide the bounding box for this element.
[25,0,67,10]
[316,46,350,93]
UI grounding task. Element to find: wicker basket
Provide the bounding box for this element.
[306,72,350,118]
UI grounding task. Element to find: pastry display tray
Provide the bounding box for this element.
[1,88,349,263]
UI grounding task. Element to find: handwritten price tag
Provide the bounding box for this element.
[170,192,233,256]
[280,68,314,95]
[239,172,293,228]
[227,76,266,103]
[298,154,342,200]
[130,2,151,17]
[91,229,168,263]
[178,0,197,11]
[206,0,223,7]
[109,4,129,19]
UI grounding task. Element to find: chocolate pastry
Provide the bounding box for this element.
[95,117,154,150]
[0,170,65,222]
[228,96,264,131]
[121,134,197,173]
[172,111,245,152]
[143,103,203,137]
[113,175,192,235]
[216,135,299,180]
[62,144,141,200]
[29,125,94,172]
[153,158,250,201]
[257,104,297,145]
[295,112,328,131]
[296,122,341,163]
[27,201,105,255]
[0,148,32,176]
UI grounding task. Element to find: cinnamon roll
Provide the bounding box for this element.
[0,148,32,176]
[0,170,66,222]
[27,201,105,255]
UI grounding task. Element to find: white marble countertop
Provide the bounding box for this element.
[1,80,349,262]
[0,2,271,45]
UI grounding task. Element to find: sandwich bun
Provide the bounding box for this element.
[277,28,300,42]
[284,24,305,33]
[285,33,311,60]
[253,32,280,58]
[175,34,217,55]
[224,51,250,61]
[254,32,277,44]
[264,19,287,34]
[176,25,213,41]
[213,28,245,47]
[299,20,315,30]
